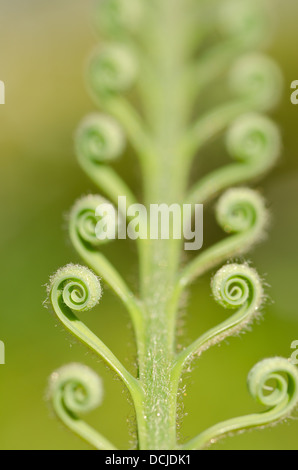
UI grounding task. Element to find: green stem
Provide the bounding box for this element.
[134,0,192,449]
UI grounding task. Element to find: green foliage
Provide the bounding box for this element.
[46,0,298,450]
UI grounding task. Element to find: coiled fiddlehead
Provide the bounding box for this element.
[211,263,263,313]
[184,54,282,161]
[88,44,138,97]
[216,187,267,237]
[86,42,152,172]
[68,196,143,337]
[193,0,269,98]
[187,113,281,207]
[229,53,283,111]
[182,358,298,449]
[47,264,139,395]
[226,113,281,170]
[179,188,267,288]
[70,194,117,248]
[174,263,264,375]
[49,264,102,312]
[76,113,125,164]
[217,0,268,48]
[75,114,137,207]
[48,363,116,450]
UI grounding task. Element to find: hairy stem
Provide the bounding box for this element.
[135,0,190,449]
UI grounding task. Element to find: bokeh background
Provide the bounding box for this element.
[1,0,298,450]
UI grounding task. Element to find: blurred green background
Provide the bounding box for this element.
[1,0,298,450]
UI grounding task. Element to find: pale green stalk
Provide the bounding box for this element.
[45,0,298,451]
